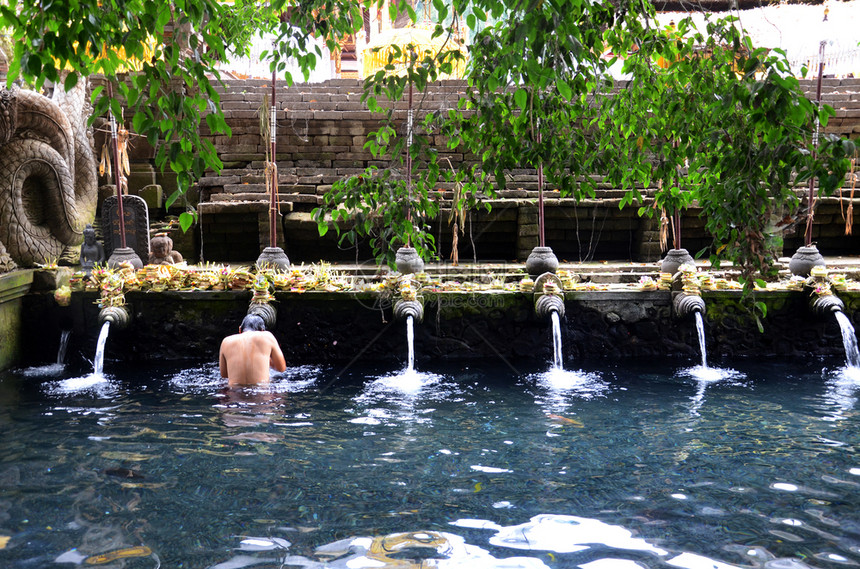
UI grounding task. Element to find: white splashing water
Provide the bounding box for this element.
[56,330,71,365]
[406,315,415,373]
[94,321,110,376]
[694,312,707,369]
[551,311,563,370]
[834,311,860,369]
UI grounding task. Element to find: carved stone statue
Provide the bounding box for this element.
[0,80,98,272]
[148,233,183,265]
[80,224,105,274]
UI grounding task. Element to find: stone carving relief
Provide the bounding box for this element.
[0,81,98,271]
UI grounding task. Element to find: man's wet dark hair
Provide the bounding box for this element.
[240,314,266,332]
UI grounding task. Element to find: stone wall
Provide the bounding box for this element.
[19,288,860,367]
[0,271,33,371]
[120,78,860,264]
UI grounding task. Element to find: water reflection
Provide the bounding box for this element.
[209,516,821,569]
[4,358,860,569]
[211,530,552,569]
[821,365,860,418]
[53,485,160,567]
[677,366,746,418]
[679,365,744,384]
[216,386,284,428]
[452,514,668,556]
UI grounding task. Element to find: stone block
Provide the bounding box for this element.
[518,224,539,237]
[128,163,156,194]
[0,270,32,371]
[139,184,163,210]
[31,267,73,292]
[156,171,179,199]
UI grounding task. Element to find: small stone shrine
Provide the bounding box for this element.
[101,195,150,264]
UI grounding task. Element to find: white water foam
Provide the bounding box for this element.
[680,365,745,384]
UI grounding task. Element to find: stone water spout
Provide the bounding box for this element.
[806,266,846,317]
[810,293,845,316]
[394,298,424,323]
[247,302,277,330]
[808,288,860,368]
[534,272,565,319]
[98,305,131,330]
[247,273,277,329]
[673,292,706,318]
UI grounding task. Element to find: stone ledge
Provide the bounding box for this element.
[199,201,269,214]
[0,270,33,304]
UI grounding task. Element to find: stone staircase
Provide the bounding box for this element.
[192,78,860,264]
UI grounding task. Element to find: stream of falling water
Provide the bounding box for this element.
[94,322,110,376]
[695,312,708,368]
[406,315,415,372]
[834,311,860,368]
[551,311,563,370]
[56,330,71,365]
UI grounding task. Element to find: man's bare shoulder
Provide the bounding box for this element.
[246,330,276,338]
[220,333,243,347]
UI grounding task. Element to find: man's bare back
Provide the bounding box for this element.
[219,316,286,387]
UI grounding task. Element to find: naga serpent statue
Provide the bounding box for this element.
[0,80,98,271]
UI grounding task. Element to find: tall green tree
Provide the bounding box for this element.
[600,14,855,284]
[683,18,855,282]
[311,0,466,267]
[454,0,636,201]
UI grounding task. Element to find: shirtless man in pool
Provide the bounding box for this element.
[219,314,286,387]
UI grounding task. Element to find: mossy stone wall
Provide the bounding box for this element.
[0,271,33,371]
[18,289,859,369]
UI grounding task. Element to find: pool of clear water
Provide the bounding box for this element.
[1,356,859,568]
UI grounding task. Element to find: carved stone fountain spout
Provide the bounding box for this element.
[394,298,424,323]
[673,292,706,317]
[533,272,565,319]
[810,293,845,316]
[98,305,131,330]
[247,302,277,330]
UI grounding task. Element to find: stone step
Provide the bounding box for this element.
[210,192,321,204]
[198,200,294,214]
[220,183,320,194]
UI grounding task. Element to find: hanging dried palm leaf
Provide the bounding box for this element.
[259,93,271,163]
[117,123,130,194]
[99,142,111,179]
[443,158,465,265]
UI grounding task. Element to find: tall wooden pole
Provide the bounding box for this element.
[406,80,413,247]
[805,40,826,247]
[269,67,278,249]
[107,82,127,249]
[537,126,545,248]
